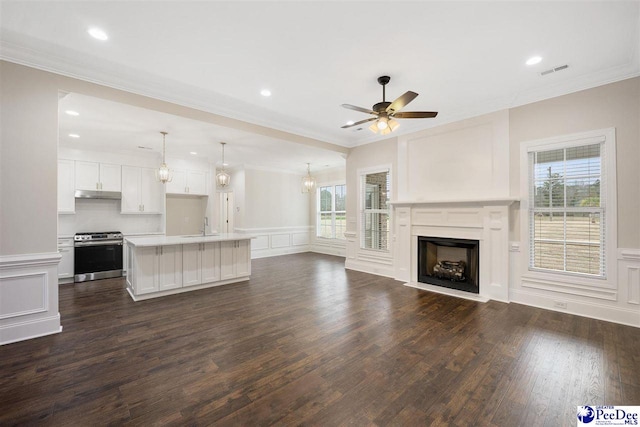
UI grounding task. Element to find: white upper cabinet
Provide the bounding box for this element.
[121,165,163,214]
[166,169,207,196]
[140,167,162,213]
[75,161,121,191]
[187,170,207,195]
[58,159,75,213]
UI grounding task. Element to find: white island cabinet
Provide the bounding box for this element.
[125,234,252,301]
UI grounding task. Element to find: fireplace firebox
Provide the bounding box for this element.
[418,236,479,294]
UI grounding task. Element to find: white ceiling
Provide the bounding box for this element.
[58,92,347,173]
[2,1,639,152]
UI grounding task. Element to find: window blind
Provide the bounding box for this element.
[528,142,605,276]
[361,170,390,251]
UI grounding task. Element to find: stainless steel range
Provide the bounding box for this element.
[74,231,124,282]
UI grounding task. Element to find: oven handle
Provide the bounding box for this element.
[74,240,124,247]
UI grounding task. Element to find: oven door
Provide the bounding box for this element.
[74,240,123,282]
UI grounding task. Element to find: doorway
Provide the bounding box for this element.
[219,191,234,234]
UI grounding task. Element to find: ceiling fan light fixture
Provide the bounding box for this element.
[388,118,399,131]
[377,116,389,130]
[369,122,379,133]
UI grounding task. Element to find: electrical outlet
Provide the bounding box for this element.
[554,301,567,309]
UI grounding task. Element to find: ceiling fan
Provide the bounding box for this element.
[341,76,438,134]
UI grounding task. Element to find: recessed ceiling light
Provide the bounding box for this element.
[346,120,354,126]
[65,110,79,116]
[69,133,80,138]
[190,151,197,155]
[88,27,108,41]
[526,56,542,66]
[222,162,229,166]
[260,89,272,97]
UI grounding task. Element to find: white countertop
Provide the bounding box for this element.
[125,233,254,247]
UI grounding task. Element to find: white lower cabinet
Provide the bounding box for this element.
[183,242,220,287]
[127,238,250,300]
[132,245,182,295]
[221,240,251,280]
[158,246,183,291]
[58,237,74,281]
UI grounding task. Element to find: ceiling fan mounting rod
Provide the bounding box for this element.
[378,75,390,102]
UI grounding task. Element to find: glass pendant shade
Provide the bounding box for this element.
[216,142,231,187]
[301,163,316,193]
[157,131,173,183]
[216,170,231,187]
[157,163,171,182]
[369,116,399,135]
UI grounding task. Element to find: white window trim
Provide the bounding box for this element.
[519,127,617,290]
[357,164,393,256]
[316,181,346,241]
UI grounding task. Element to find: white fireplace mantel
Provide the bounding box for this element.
[393,199,516,303]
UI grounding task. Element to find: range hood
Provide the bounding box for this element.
[75,190,121,200]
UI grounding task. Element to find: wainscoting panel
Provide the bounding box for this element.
[0,273,47,319]
[510,248,640,327]
[619,249,640,306]
[292,232,310,246]
[271,234,291,249]
[235,227,312,259]
[311,238,346,257]
[0,252,62,345]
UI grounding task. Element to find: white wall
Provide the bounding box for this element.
[397,110,510,201]
[343,77,640,327]
[508,77,640,326]
[235,166,312,258]
[344,137,398,277]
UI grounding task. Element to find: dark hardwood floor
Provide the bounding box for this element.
[1,253,639,426]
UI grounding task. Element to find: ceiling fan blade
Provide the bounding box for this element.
[393,111,438,119]
[341,117,377,129]
[341,104,376,115]
[386,91,418,113]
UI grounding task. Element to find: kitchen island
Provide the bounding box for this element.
[125,233,252,301]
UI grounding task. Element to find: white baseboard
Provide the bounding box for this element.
[311,241,346,257]
[0,314,62,345]
[251,245,311,259]
[510,288,640,328]
[345,259,396,278]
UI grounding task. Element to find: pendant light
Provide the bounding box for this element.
[157,131,172,183]
[216,142,231,187]
[301,163,316,193]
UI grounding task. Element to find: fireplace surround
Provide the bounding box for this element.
[391,198,517,302]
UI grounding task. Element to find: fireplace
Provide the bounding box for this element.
[418,236,479,294]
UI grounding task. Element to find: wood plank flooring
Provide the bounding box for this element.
[1,253,638,426]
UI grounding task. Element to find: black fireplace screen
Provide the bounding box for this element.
[418,236,479,294]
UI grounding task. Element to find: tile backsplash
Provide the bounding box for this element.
[58,199,163,236]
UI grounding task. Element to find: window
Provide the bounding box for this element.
[528,136,610,277]
[361,169,390,251]
[317,184,346,239]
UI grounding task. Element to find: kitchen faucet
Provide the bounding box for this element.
[202,217,208,236]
